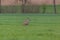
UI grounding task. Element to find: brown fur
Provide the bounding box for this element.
[23,18,30,26]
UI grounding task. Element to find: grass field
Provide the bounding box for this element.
[0,14,60,40]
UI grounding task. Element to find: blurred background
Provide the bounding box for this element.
[0,0,60,14]
[0,0,60,40]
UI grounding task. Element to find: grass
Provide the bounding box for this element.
[0,14,60,40]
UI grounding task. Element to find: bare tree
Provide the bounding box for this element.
[19,0,32,13]
[19,0,32,6]
[19,0,28,13]
[15,0,18,5]
[53,0,56,14]
[0,0,1,13]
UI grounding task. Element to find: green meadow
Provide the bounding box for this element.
[0,14,60,40]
